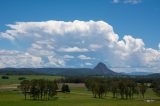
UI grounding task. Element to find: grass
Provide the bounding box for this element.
[0,75,62,85]
[0,89,160,106]
[0,75,160,106]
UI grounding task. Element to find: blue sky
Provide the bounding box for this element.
[0,0,160,72]
[0,0,160,48]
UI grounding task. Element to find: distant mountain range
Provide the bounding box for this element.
[122,72,154,76]
[0,62,159,77]
[0,62,119,76]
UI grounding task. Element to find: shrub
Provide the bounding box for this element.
[61,84,70,93]
[1,75,9,79]
[18,77,26,80]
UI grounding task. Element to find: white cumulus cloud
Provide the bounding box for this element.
[0,20,159,72]
[85,62,93,66]
[0,50,42,68]
[112,0,142,4]
[63,55,75,59]
[59,47,89,52]
[78,55,94,60]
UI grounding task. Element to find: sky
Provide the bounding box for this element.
[0,0,160,73]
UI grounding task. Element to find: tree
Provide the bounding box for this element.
[85,78,107,98]
[18,80,30,100]
[61,84,70,93]
[118,80,125,99]
[139,83,147,98]
[152,80,160,96]
[111,80,119,98]
[47,80,58,99]
[85,78,139,99]
[1,75,9,79]
[18,77,26,80]
[19,79,58,101]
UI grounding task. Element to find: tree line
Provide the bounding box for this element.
[85,78,148,99]
[18,77,160,100]
[152,78,160,96]
[18,79,58,100]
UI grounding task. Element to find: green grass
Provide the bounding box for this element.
[0,75,160,106]
[0,88,160,106]
[0,75,62,85]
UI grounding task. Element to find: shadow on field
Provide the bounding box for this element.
[24,97,59,101]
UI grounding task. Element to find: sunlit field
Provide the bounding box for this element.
[0,75,62,85]
[0,75,160,106]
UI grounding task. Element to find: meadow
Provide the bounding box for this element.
[0,75,62,85]
[0,75,160,106]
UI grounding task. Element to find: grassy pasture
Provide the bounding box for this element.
[0,75,62,85]
[0,75,160,106]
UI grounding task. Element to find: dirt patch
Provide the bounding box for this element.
[144,99,160,102]
[58,83,85,88]
[0,84,19,90]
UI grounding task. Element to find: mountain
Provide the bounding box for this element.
[0,62,119,76]
[147,73,160,78]
[93,62,118,75]
[0,68,42,75]
[124,72,154,76]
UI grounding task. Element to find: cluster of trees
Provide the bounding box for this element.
[85,78,148,99]
[17,76,160,100]
[18,79,58,100]
[1,75,9,79]
[152,79,160,96]
[85,78,107,98]
[18,77,26,80]
[61,84,70,93]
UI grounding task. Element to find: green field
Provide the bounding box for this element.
[0,75,160,106]
[0,75,62,85]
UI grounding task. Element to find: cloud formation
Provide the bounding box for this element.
[112,0,142,4]
[0,20,159,72]
[78,55,94,60]
[0,50,42,68]
[59,47,89,52]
